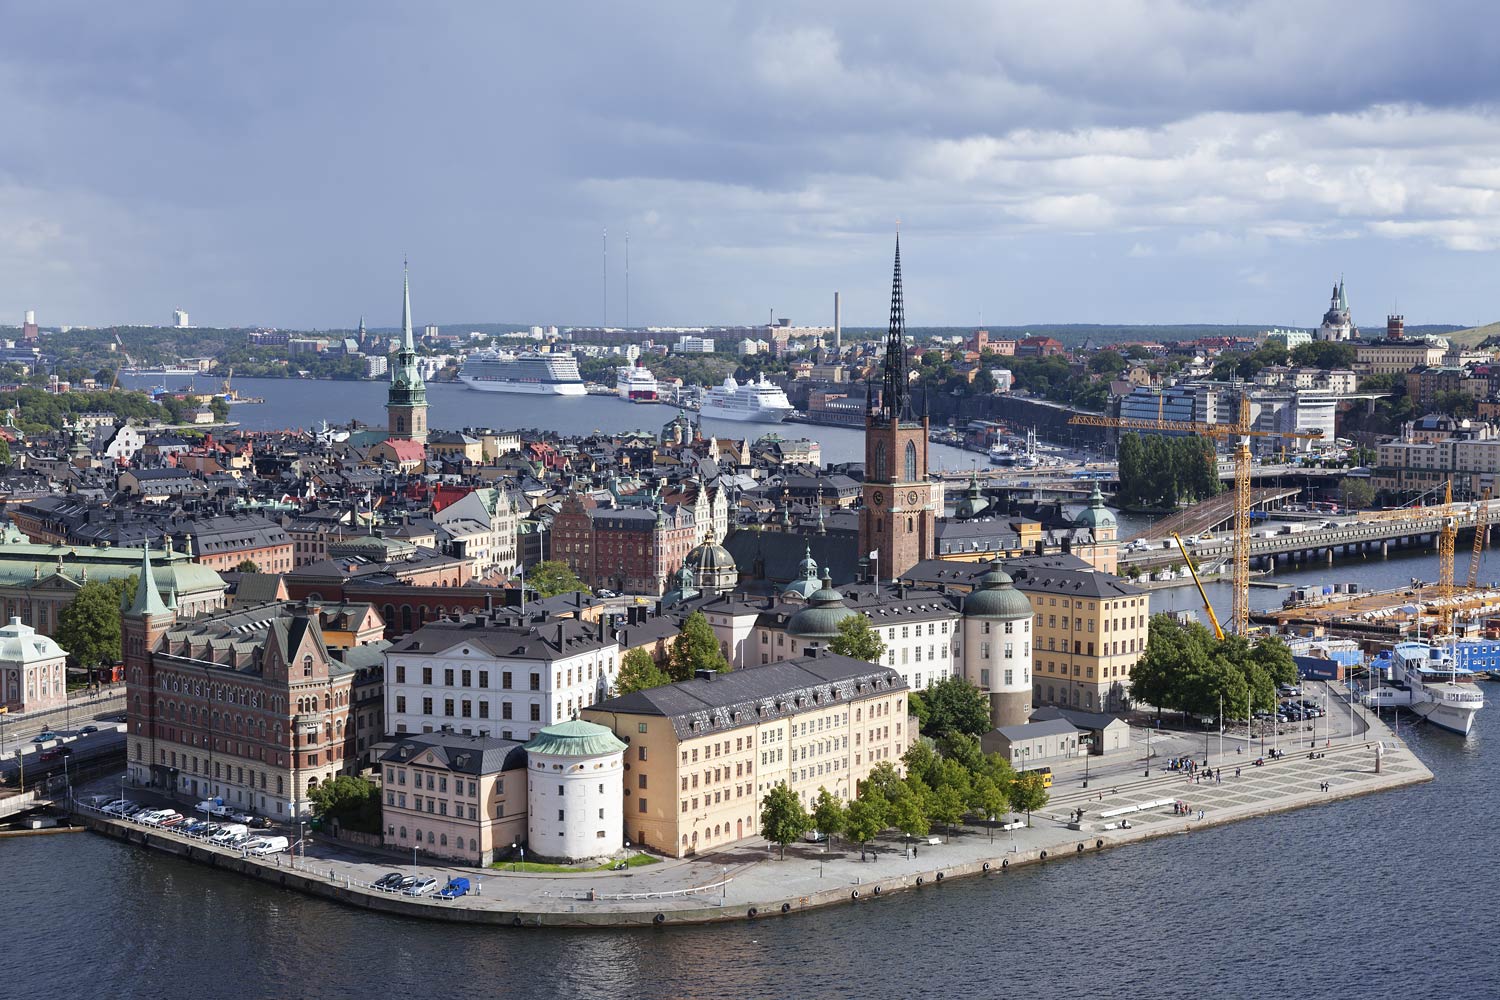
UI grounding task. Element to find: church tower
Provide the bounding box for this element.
[859,234,938,580]
[123,547,177,789]
[386,263,429,443]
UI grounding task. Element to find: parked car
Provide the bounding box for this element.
[245,836,289,856]
[372,872,405,891]
[159,814,189,828]
[80,725,99,734]
[102,800,133,815]
[31,732,58,743]
[403,877,439,897]
[436,877,471,899]
[209,823,249,845]
[392,874,418,893]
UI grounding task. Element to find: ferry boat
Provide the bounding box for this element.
[616,364,659,402]
[1366,641,1486,735]
[123,365,199,377]
[698,375,795,423]
[457,350,586,395]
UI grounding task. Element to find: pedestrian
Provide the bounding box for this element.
[1197,809,1204,820]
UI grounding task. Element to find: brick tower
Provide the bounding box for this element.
[123,546,178,788]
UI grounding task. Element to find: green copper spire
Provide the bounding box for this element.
[128,546,169,617]
[402,259,415,352]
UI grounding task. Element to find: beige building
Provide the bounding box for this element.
[380,732,528,865]
[583,654,908,858]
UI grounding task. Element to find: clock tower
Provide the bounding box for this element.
[860,234,938,581]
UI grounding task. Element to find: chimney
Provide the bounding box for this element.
[695,668,717,681]
[556,622,565,648]
[485,590,494,614]
[833,291,841,352]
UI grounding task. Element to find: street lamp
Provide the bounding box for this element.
[1144,724,1152,777]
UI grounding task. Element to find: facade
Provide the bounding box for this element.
[523,720,627,862]
[1118,384,1224,432]
[386,265,429,443]
[383,614,620,743]
[859,236,939,580]
[551,495,697,596]
[1014,559,1148,712]
[379,732,527,866]
[1355,317,1448,375]
[432,487,519,579]
[583,653,908,858]
[124,550,388,818]
[0,616,68,714]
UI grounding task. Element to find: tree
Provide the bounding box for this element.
[235,559,261,574]
[1088,349,1126,374]
[0,437,10,467]
[615,648,673,695]
[912,676,991,738]
[307,774,381,833]
[667,610,729,681]
[889,782,931,843]
[845,797,885,861]
[55,578,136,681]
[901,739,939,787]
[209,396,230,422]
[1290,341,1357,370]
[1342,478,1376,509]
[926,758,972,841]
[525,560,588,598]
[1009,771,1050,826]
[970,774,1009,827]
[828,614,887,662]
[811,787,847,848]
[760,783,811,860]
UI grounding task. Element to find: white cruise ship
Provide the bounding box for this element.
[1366,642,1486,736]
[616,364,659,402]
[698,374,795,422]
[457,350,586,395]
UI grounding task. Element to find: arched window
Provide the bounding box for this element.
[904,440,918,482]
[302,655,313,677]
[440,833,447,847]
[873,442,887,482]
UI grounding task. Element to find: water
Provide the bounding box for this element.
[4,715,1492,999]
[123,374,983,471]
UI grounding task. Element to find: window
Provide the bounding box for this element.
[422,697,433,715]
[395,665,406,683]
[479,702,489,718]
[529,674,540,691]
[444,669,454,686]
[302,655,313,677]
[502,671,512,689]
[638,746,648,762]
[638,798,648,814]
[873,441,888,481]
[479,671,489,688]
[422,667,432,685]
[502,702,512,720]
[529,705,540,721]
[395,696,406,713]
[904,440,918,482]
[444,699,455,717]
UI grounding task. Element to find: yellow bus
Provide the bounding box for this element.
[1034,767,1053,789]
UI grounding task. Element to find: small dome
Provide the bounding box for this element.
[964,567,1033,619]
[686,541,735,573]
[1074,482,1116,530]
[782,546,822,599]
[523,719,627,758]
[786,569,857,638]
[0,616,66,664]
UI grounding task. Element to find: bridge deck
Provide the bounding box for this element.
[1128,487,1301,541]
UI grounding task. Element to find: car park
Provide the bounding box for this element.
[403,877,439,896]
[373,872,405,891]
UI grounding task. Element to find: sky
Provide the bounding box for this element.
[6,0,1500,331]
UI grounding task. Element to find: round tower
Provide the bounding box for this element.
[961,566,1033,728]
[523,720,627,863]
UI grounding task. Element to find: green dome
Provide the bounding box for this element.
[1074,482,1116,531]
[524,719,627,758]
[781,546,822,599]
[964,567,1033,619]
[786,569,857,638]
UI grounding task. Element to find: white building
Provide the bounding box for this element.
[957,568,1034,728]
[433,487,518,579]
[0,616,68,714]
[384,615,619,743]
[675,335,715,354]
[523,719,626,862]
[990,368,1014,392]
[1315,280,1355,342]
[173,308,190,329]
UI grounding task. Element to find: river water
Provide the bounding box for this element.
[4,709,1491,1000]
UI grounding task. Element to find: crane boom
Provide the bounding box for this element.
[1173,532,1225,641]
[1468,488,1491,590]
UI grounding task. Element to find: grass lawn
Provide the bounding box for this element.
[489,851,660,873]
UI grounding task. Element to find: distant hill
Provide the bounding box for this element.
[1444,322,1500,348]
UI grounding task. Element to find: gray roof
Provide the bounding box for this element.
[379,732,527,775]
[989,717,1079,742]
[388,615,613,662]
[588,653,905,741]
[1028,705,1129,731]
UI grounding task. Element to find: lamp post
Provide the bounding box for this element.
[1144,723,1151,777]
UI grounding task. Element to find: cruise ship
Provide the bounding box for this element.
[1365,642,1486,736]
[616,364,659,402]
[457,350,586,395]
[698,374,795,422]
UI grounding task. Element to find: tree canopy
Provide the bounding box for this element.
[909,676,991,739]
[759,782,811,859]
[615,648,673,695]
[55,578,136,673]
[307,775,381,833]
[1117,432,1221,510]
[667,610,729,681]
[1130,615,1296,719]
[525,560,588,598]
[828,614,887,663]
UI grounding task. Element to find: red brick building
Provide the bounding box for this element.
[552,493,697,595]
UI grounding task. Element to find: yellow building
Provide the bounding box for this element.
[379,732,528,866]
[583,654,908,858]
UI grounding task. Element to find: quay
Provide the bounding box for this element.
[71,695,1429,930]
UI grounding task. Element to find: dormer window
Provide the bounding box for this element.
[302,654,313,677]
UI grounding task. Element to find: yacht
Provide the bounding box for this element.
[616,364,659,402]
[698,375,795,422]
[457,350,586,395]
[1366,641,1486,736]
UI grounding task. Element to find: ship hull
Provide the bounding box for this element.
[458,377,586,395]
[1412,700,1480,735]
[699,403,794,423]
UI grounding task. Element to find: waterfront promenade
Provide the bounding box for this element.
[75,691,1430,929]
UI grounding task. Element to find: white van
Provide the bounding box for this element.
[245,836,289,856]
[209,823,249,845]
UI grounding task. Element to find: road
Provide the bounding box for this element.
[1,689,125,756]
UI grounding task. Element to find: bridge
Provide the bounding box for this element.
[1126,487,1302,542]
[1120,502,1497,575]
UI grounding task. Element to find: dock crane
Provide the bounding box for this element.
[1071,393,1322,636]
[1468,487,1491,591]
[1172,531,1225,641]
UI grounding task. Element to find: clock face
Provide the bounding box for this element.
[907,490,920,506]
[872,490,885,507]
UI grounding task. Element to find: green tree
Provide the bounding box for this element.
[889,782,931,843]
[845,797,885,861]
[525,560,589,598]
[1342,477,1376,509]
[861,761,906,803]
[308,774,381,833]
[1290,341,1357,370]
[615,648,673,695]
[760,782,811,859]
[926,758,972,841]
[970,774,1009,827]
[0,437,10,466]
[208,396,230,422]
[912,676,991,738]
[55,578,136,680]
[667,610,729,681]
[901,739,939,787]
[1088,349,1126,374]
[811,786,847,847]
[235,559,261,574]
[934,730,984,774]
[828,614,887,662]
[1009,771,1050,826]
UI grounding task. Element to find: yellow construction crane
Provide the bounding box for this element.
[1071,393,1322,635]
[1438,480,1456,632]
[1469,488,1492,590]
[1172,531,1225,640]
